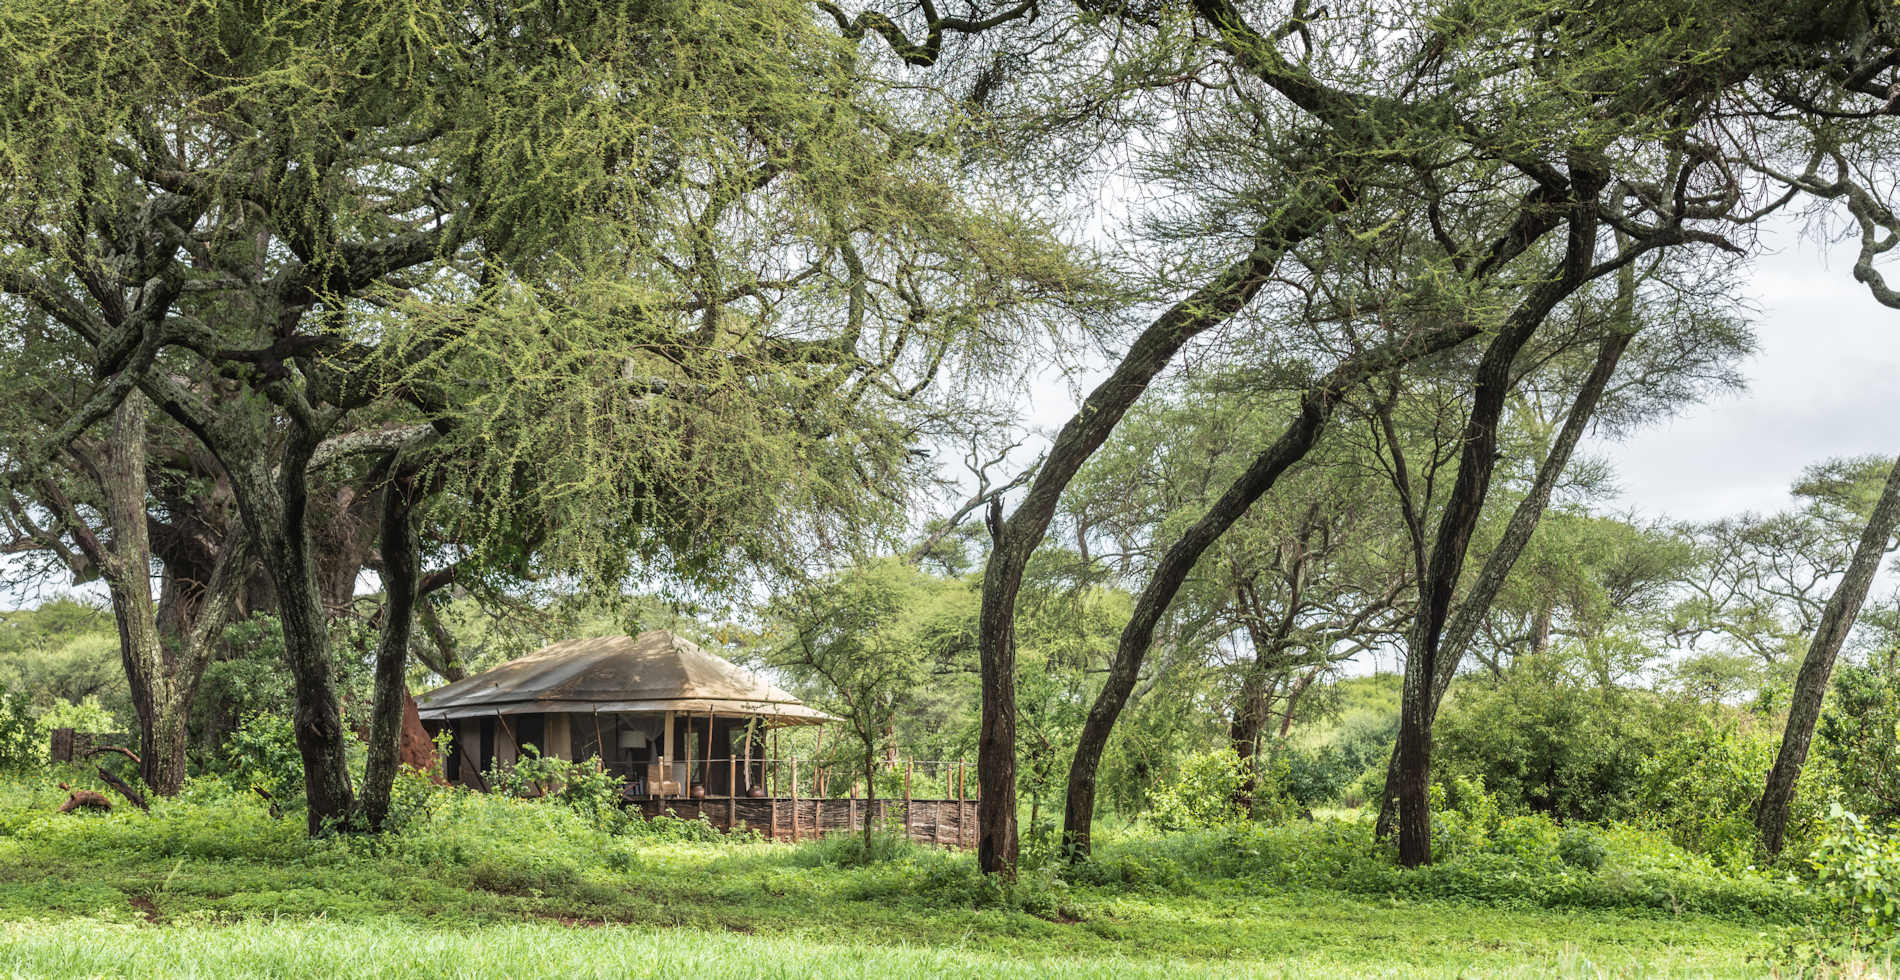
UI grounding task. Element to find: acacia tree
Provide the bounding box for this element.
[0,0,1086,833]
[1057,383,1414,811]
[772,560,973,845]
[1754,456,1900,854]
[0,384,248,795]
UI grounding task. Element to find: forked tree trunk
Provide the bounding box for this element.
[1060,313,1494,860]
[1756,453,1900,855]
[977,198,1346,875]
[1374,323,1634,839]
[1392,188,1603,867]
[231,425,357,835]
[90,393,245,796]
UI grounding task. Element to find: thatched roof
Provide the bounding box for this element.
[415,630,835,726]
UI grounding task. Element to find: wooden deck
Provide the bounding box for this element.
[634,796,979,848]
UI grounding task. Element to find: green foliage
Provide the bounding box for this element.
[1558,826,1610,872]
[0,767,1853,974]
[0,601,126,727]
[220,713,303,804]
[1634,717,1777,868]
[0,684,40,772]
[1434,657,1703,823]
[1283,713,1398,808]
[1809,805,1900,936]
[484,748,628,831]
[1818,663,1900,826]
[32,697,116,735]
[1146,751,1257,832]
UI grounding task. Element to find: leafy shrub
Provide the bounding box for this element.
[1558,825,1608,871]
[33,696,118,736]
[485,748,627,830]
[1434,660,1699,823]
[632,808,742,843]
[1818,665,1900,827]
[1428,774,1502,861]
[221,711,304,804]
[1809,805,1900,936]
[0,684,41,772]
[1282,714,1397,808]
[1146,750,1280,831]
[1633,716,1774,868]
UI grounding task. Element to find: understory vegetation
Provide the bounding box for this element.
[0,765,1883,978]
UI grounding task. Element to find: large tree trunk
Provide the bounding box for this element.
[976,199,1345,875]
[248,426,356,835]
[1374,322,1634,838]
[359,468,420,830]
[91,394,246,795]
[1059,313,1496,860]
[1392,187,1604,867]
[1756,453,1900,855]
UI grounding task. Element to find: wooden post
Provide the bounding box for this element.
[686,712,699,797]
[741,719,754,795]
[957,760,967,849]
[904,759,913,842]
[729,755,738,827]
[790,756,801,842]
[590,709,601,763]
[50,728,73,764]
[662,710,676,797]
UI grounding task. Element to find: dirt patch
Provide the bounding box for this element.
[127,895,161,923]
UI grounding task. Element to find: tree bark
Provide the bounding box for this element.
[1374,322,1634,838]
[1756,452,1900,855]
[359,465,420,831]
[976,197,1346,875]
[141,370,361,835]
[86,393,246,795]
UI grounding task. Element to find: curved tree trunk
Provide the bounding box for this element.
[1756,453,1900,855]
[359,465,420,830]
[976,199,1345,875]
[1374,322,1634,839]
[1060,312,1495,860]
[1392,187,1604,867]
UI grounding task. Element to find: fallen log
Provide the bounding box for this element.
[57,782,111,814]
[95,768,149,811]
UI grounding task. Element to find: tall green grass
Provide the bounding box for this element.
[0,768,1857,978]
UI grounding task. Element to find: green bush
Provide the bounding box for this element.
[1818,665,1900,827]
[1282,714,1397,809]
[0,684,41,772]
[1558,825,1609,871]
[1809,804,1900,936]
[485,747,628,830]
[221,712,303,804]
[1434,660,1698,823]
[1146,750,1288,831]
[1633,716,1774,868]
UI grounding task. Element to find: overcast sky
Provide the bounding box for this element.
[1584,222,1900,522]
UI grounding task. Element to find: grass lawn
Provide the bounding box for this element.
[0,776,1858,978]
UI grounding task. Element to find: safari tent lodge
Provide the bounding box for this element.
[415,630,978,846]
